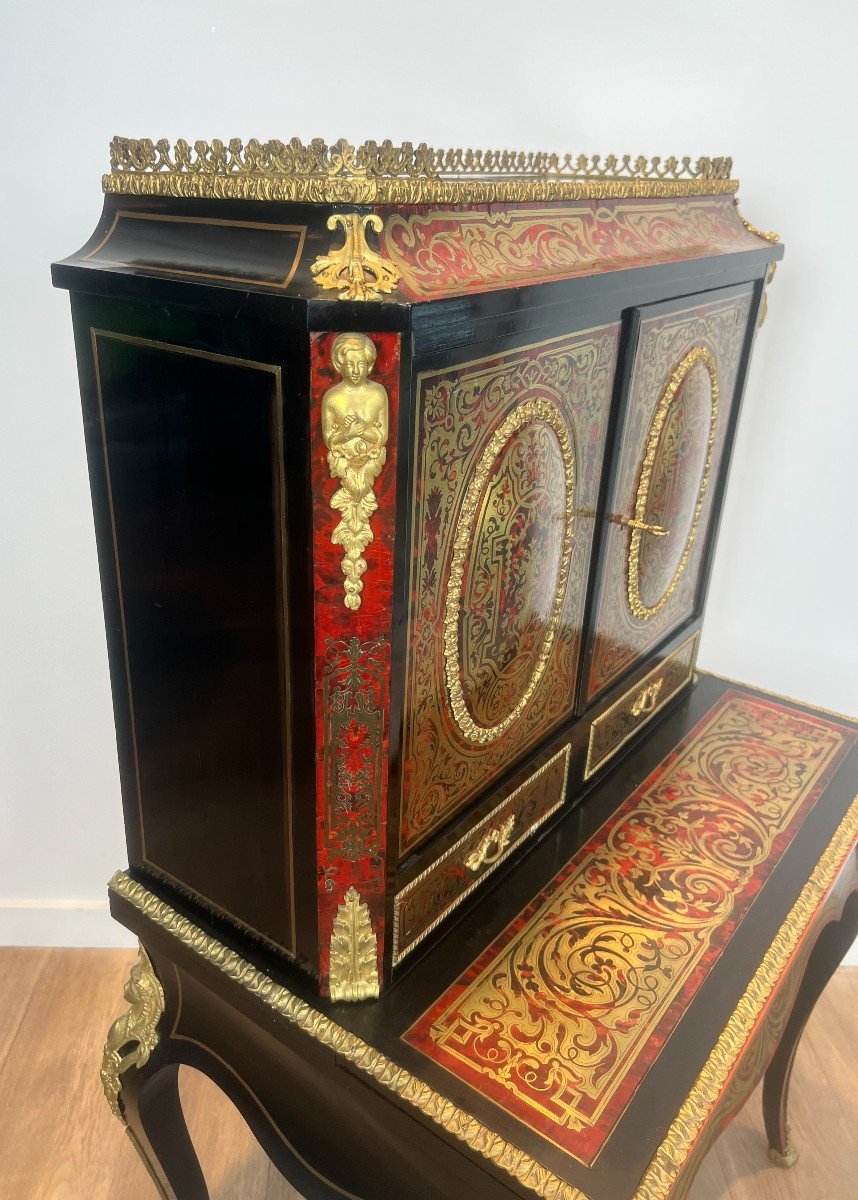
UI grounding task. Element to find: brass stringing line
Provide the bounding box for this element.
[109,791,858,1200]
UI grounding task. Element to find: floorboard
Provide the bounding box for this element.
[0,949,853,1200]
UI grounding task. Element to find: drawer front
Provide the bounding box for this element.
[586,288,753,703]
[399,324,620,858]
[393,743,571,965]
[585,632,699,780]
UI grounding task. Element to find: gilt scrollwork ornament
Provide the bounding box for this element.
[321,333,389,611]
[311,213,400,301]
[329,885,380,1002]
[100,945,165,1121]
[103,137,737,204]
[627,345,720,622]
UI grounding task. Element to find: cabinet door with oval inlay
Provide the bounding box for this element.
[399,325,620,858]
[586,287,754,704]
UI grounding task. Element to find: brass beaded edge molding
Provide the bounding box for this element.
[627,346,719,622]
[108,790,858,1200]
[443,398,576,744]
[102,138,739,203]
[737,208,780,244]
[698,669,857,727]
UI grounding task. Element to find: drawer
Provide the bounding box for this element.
[393,743,571,966]
[584,632,699,781]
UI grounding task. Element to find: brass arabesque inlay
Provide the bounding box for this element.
[444,398,576,744]
[329,886,380,1003]
[321,333,389,611]
[108,785,858,1200]
[103,138,738,204]
[627,346,719,622]
[101,945,165,1120]
[407,693,851,1164]
[311,213,400,301]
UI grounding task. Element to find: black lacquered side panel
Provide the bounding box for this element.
[90,330,294,952]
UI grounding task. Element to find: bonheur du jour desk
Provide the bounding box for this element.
[51,138,857,1200]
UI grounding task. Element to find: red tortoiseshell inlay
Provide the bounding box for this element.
[403,691,855,1163]
[377,196,763,301]
[310,332,400,994]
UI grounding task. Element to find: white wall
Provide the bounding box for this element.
[1,0,856,955]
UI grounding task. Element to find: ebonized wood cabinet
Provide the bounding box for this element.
[54,139,784,1002]
[53,136,858,1200]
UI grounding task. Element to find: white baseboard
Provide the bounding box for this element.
[0,900,136,948]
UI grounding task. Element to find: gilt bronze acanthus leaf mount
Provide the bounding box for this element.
[311,212,400,301]
[329,885,380,1002]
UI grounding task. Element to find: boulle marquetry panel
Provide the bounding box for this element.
[378,196,762,299]
[400,327,619,856]
[404,691,856,1165]
[310,331,401,996]
[587,288,753,702]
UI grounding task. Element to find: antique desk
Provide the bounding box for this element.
[52,139,857,1200]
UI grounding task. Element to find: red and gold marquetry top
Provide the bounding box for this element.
[403,691,855,1164]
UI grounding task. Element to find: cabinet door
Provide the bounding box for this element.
[586,286,754,703]
[399,322,621,859]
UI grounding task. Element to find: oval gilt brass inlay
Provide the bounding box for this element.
[444,399,576,745]
[628,346,719,621]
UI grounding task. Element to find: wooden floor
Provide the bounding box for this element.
[0,949,854,1200]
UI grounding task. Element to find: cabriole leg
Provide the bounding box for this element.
[101,944,209,1200]
[762,887,858,1168]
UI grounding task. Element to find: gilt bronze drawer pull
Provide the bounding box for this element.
[465,815,516,872]
[631,678,665,718]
